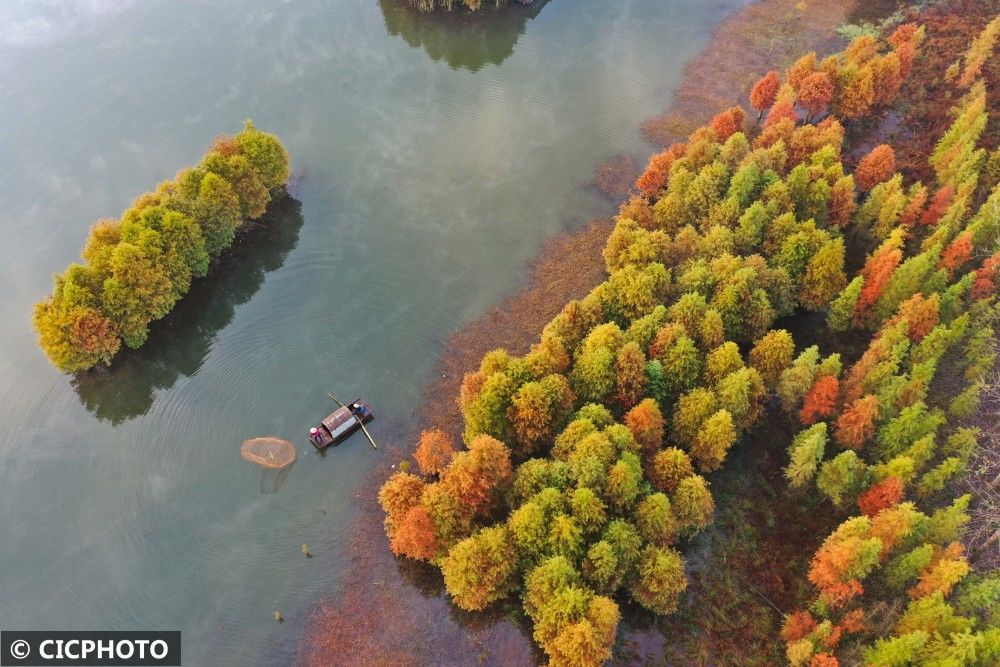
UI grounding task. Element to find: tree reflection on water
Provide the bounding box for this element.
[378,0,551,72]
[71,196,304,424]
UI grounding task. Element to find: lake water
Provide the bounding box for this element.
[0,0,747,663]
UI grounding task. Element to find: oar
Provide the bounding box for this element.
[328,393,377,449]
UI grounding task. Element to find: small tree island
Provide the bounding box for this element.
[33,121,290,372]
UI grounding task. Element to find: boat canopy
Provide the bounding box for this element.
[322,406,357,440]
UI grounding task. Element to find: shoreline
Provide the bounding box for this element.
[416,216,615,443]
[298,0,876,663]
[640,0,857,147]
[298,219,614,666]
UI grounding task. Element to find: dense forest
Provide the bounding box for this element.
[33,122,290,373]
[377,9,1000,666]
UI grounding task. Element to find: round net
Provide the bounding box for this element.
[241,436,297,469]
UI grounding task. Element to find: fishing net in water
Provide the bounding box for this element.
[241,436,297,469]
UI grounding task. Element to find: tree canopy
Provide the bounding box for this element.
[34,121,290,372]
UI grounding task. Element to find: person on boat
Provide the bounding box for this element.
[309,427,323,444]
[351,402,367,417]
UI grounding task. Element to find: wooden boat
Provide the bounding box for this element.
[309,398,374,449]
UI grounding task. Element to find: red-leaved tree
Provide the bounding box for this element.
[710,106,747,140]
[834,395,879,449]
[857,477,903,517]
[764,99,797,128]
[939,231,973,279]
[920,185,954,226]
[781,610,818,642]
[800,375,840,425]
[750,70,781,121]
[414,429,456,476]
[854,246,902,326]
[798,71,834,121]
[390,505,438,561]
[635,143,686,198]
[854,144,896,191]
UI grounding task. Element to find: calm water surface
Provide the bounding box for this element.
[0,0,747,663]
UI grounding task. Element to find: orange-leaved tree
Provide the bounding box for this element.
[750,70,781,121]
[798,71,834,121]
[854,144,896,191]
[414,429,456,476]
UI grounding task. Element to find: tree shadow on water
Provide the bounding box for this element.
[392,548,540,656]
[70,196,304,424]
[394,554,447,599]
[378,0,551,72]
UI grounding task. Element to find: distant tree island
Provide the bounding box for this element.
[402,0,529,13]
